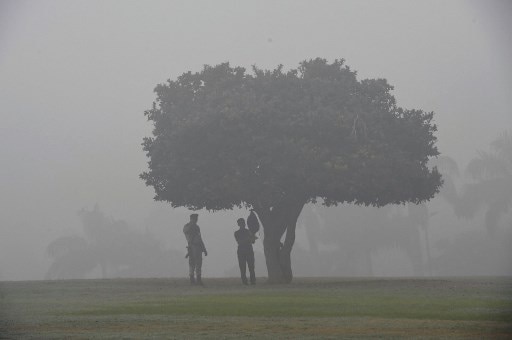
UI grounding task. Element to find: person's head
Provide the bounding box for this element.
[190,214,199,223]
[237,218,246,228]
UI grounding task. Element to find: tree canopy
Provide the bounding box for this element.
[141,58,441,211]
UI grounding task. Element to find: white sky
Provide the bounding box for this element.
[0,0,511,280]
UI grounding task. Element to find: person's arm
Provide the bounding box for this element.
[201,238,207,256]
[197,227,207,255]
[237,230,253,247]
[183,225,193,245]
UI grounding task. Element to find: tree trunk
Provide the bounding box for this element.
[262,222,286,283]
[255,199,305,284]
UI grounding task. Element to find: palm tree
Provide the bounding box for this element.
[459,131,512,234]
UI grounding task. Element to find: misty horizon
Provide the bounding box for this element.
[1,0,511,281]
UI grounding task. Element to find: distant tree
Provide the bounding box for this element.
[45,235,96,279]
[458,131,512,234]
[432,228,512,276]
[46,206,176,279]
[141,59,442,283]
[313,203,427,276]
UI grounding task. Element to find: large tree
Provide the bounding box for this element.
[141,58,442,283]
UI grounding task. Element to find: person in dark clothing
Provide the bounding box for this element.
[234,218,256,285]
[183,214,207,285]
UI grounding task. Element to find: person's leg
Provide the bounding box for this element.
[195,248,203,285]
[247,251,256,285]
[237,251,248,284]
[188,254,195,284]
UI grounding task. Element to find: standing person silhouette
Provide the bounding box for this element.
[234,218,256,285]
[183,214,207,285]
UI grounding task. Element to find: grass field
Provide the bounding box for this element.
[1,277,511,339]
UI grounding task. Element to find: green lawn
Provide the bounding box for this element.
[1,277,511,339]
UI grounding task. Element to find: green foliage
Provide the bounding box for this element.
[141,58,441,211]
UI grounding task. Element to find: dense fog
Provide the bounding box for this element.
[1,0,511,281]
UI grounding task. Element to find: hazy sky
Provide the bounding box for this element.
[0,0,511,280]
